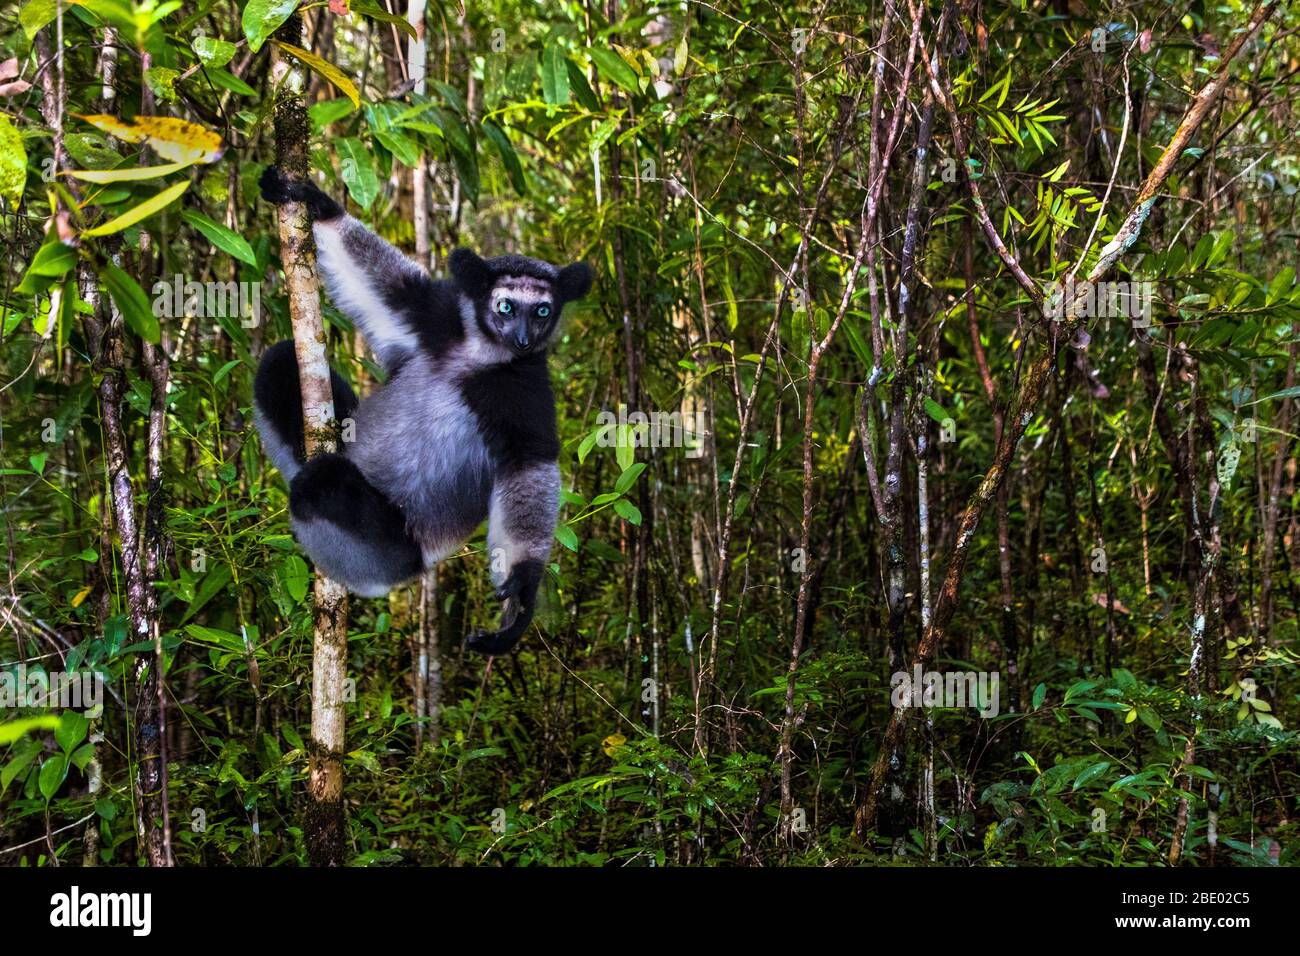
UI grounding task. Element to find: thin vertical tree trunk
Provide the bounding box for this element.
[270,13,352,867]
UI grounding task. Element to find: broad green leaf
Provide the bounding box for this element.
[101,262,161,343]
[1071,761,1110,790]
[56,712,89,753]
[0,113,26,205]
[38,754,67,801]
[337,137,379,210]
[555,524,579,552]
[588,46,639,94]
[242,0,299,53]
[351,0,417,41]
[16,238,77,295]
[923,397,949,423]
[20,0,58,40]
[192,35,237,69]
[1031,683,1047,710]
[541,45,570,106]
[181,209,257,264]
[615,462,646,495]
[614,498,642,525]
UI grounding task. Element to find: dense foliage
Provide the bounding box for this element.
[1,0,1298,866]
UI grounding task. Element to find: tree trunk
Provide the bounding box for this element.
[271,12,352,867]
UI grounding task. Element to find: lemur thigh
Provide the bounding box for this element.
[312,216,437,371]
[253,340,358,481]
[466,462,560,654]
[288,453,422,596]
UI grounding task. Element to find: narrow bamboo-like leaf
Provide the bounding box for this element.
[273,41,361,108]
[66,161,191,183]
[83,178,189,237]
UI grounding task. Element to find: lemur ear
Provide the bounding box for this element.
[556,262,593,302]
[449,248,494,297]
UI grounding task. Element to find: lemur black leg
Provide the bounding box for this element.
[260,166,440,372]
[288,453,423,596]
[253,340,358,481]
[466,462,560,655]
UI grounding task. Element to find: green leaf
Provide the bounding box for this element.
[66,162,193,183]
[373,128,422,167]
[181,209,257,264]
[566,59,599,111]
[555,523,579,552]
[923,397,950,423]
[1032,683,1046,710]
[101,262,161,343]
[541,45,570,106]
[192,35,237,69]
[614,462,646,495]
[206,68,258,97]
[20,0,58,40]
[0,716,61,746]
[614,498,642,525]
[351,0,418,41]
[588,46,639,94]
[578,424,612,464]
[0,113,26,206]
[1,739,42,796]
[281,554,309,603]
[615,424,635,471]
[274,40,361,108]
[39,754,67,801]
[56,712,89,753]
[242,0,299,53]
[481,121,526,196]
[1071,761,1111,790]
[16,238,78,295]
[83,178,190,237]
[337,137,379,210]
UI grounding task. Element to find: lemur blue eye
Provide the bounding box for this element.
[537,304,550,318]
[497,299,513,314]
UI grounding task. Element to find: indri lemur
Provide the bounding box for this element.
[253,167,592,655]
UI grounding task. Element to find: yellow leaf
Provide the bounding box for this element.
[66,161,193,183]
[83,179,190,237]
[70,585,92,608]
[273,41,361,109]
[1125,708,1138,723]
[75,115,224,165]
[601,732,626,757]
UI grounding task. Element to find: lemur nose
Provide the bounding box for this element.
[514,328,531,351]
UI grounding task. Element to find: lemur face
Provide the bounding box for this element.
[449,248,594,360]
[488,275,558,356]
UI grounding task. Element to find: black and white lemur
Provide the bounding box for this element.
[253,167,592,655]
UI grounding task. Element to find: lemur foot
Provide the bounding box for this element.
[464,560,544,656]
[259,166,344,222]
